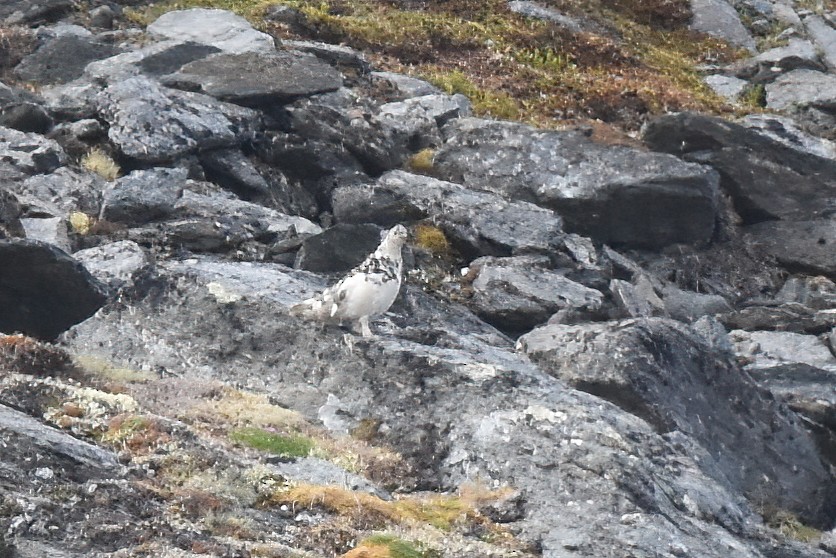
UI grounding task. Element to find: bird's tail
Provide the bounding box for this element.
[289,296,330,320]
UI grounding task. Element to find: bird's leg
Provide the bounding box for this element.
[359,315,372,337]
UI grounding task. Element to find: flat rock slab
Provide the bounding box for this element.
[332,170,565,258]
[162,51,343,107]
[642,113,836,223]
[147,8,276,54]
[14,34,122,86]
[766,69,836,111]
[745,219,836,277]
[0,126,66,182]
[0,240,107,339]
[434,118,718,249]
[96,76,260,163]
[804,15,836,70]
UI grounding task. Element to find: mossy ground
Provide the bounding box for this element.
[127,0,746,131]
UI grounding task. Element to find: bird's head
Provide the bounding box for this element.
[378,224,408,256]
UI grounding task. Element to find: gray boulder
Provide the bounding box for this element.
[376,93,471,150]
[765,69,836,139]
[690,0,757,51]
[804,15,836,70]
[465,255,604,334]
[332,170,565,258]
[0,239,107,339]
[370,71,441,99]
[642,112,836,223]
[161,51,344,107]
[703,74,749,101]
[0,126,66,182]
[146,8,276,54]
[732,39,824,83]
[282,40,371,74]
[740,114,836,161]
[14,33,122,86]
[434,117,719,249]
[13,167,104,217]
[746,219,836,277]
[96,76,261,163]
[198,147,271,200]
[518,317,834,525]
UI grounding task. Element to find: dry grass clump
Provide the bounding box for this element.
[81,148,121,181]
[0,334,77,377]
[102,413,173,454]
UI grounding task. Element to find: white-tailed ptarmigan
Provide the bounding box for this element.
[291,224,408,337]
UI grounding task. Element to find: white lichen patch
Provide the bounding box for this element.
[206,281,243,304]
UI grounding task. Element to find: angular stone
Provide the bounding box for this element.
[333,170,564,258]
[147,8,276,54]
[376,93,471,150]
[642,113,836,223]
[283,40,371,73]
[294,223,382,272]
[740,114,836,161]
[732,38,824,83]
[370,71,441,99]
[466,255,604,334]
[14,34,122,86]
[729,329,836,372]
[518,318,833,523]
[199,147,271,200]
[703,74,748,101]
[73,240,150,290]
[766,69,836,111]
[690,0,757,51]
[0,239,107,339]
[610,276,666,318]
[0,82,51,134]
[162,51,343,107]
[0,126,66,182]
[745,219,836,277]
[661,284,732,322]
[102,168,188,225]
[96,76,260,163]
[20,216,70,251]
[804,15,836,70]
[435,118,718,249]
[0,189,24,238]
[14,167,104,217]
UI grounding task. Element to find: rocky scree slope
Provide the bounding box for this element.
[0,2,834,558]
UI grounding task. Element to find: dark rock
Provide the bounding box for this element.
[101,168,188,225]
[434,118,719,249]
[283,40,371,74]
[161,51,343,107]
[96,76,261,164]
[294,223,382,272]
[0,190,24,239]
[0,239,107,339]
[745,219,836,277]
[46,118,105,159]
[14,34,122,86]
[465,255,604,335]
[198,147,271,200]
[0,82,51,134]
[146,8,276,54]
[0,126,66,182]
[88,5,115,29]
[0,0,71,25]
[333,170,564,258]
[518,318,834,525]
[284,94,413,175]
[136,42,222,77]
[642,112,836,223]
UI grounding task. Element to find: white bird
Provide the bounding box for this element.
[291,224,408,337]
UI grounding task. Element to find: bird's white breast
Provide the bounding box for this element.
[330,271,401,320]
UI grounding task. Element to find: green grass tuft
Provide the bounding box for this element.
[362,534,429,558]
[230,427,314,457]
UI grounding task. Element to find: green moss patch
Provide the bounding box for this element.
[230,427,314,458]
